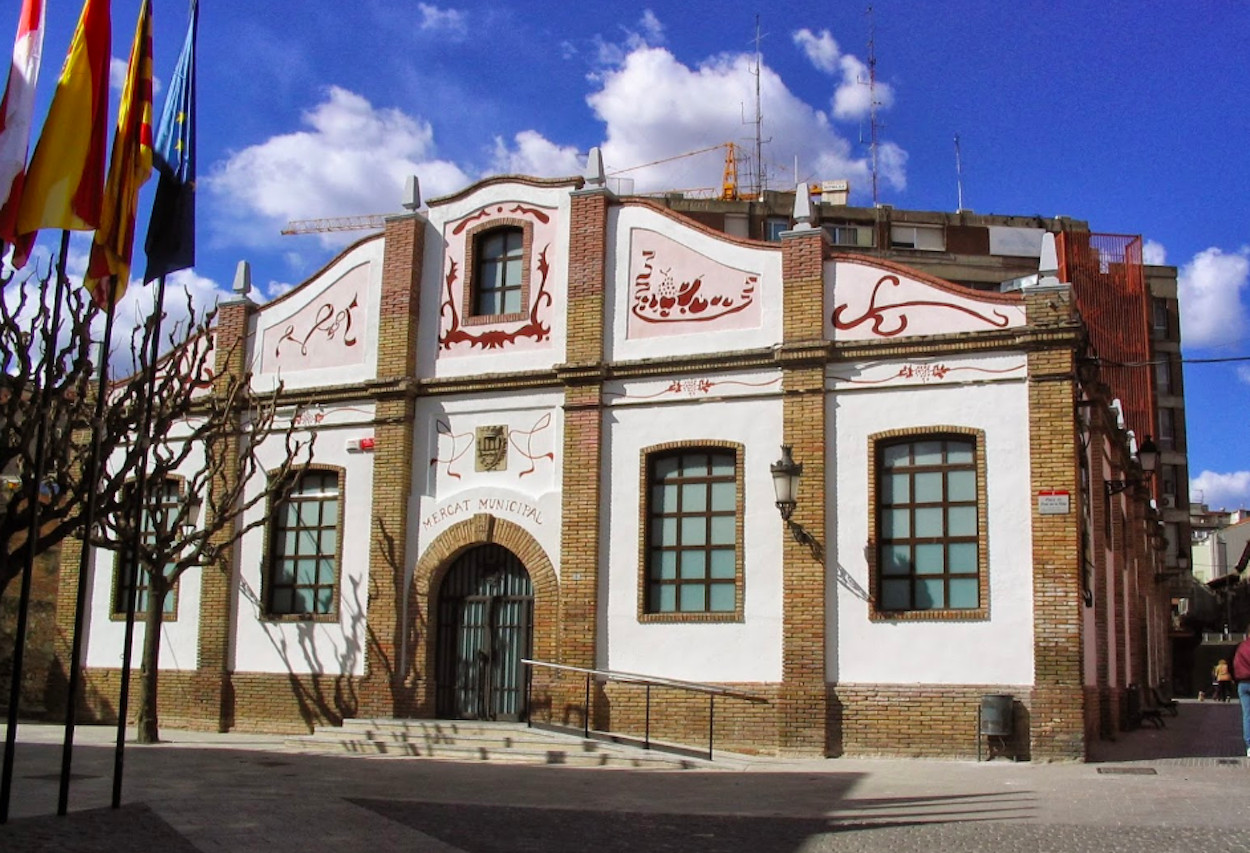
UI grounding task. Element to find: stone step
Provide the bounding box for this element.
[286,719,730,770]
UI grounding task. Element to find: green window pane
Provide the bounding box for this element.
[653,585,676,612]
[277,563,296,584]
[709,514,735,546]
[679,584,705,612]
[949,578,979,609]
[709,549,735,579]
[708,583,735,612]
[679,551,707,579]
[883,508,910,538]
[653,484,678,512]
[914,472,943,502]
[503,287,522,314]
[683,454,709,476]
[948,506,977,537]
[293,588,314,613]
[653,456,680,481]
[296,559,318,585]
[680,516,707,546]
[709,481,735,512]
[321,529,338,554]
[652,550,677,580]
[882,444,909,468]
[709,454,734,477]
[322,498,339,526]
[315,587,335,614]
[681,484,707,512]
[883,472,910,504]
[162,594,175,614]
[298,530,319,556]
[915,543,945,574]
[949,542,978,572]
[283,503,301,526]
[915,507,944,537]
[916,579,945,609]
[882,545,911,575]
[317,559,336,584]
[946,441,974,465]
[914,441,944,466]
[652,517,678,547]
[881,579,911,610]
[271,589,292,614]
[948,470,976,502]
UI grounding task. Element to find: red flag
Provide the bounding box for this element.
[0,0,46,247]
[14,0,110,243]
[84,0,153,308]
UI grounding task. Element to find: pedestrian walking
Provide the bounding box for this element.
[1213,659,1234,702]
[1234,635,1250,757]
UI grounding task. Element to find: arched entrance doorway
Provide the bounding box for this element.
[435,543,534,720]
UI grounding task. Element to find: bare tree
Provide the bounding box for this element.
[3,267,312,743]
[88,294,314,745]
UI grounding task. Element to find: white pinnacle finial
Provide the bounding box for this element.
[584,147,606,187]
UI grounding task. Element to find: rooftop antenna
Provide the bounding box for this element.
[747,15,767,197]
[954,133,966,212]
[866,5,881,205]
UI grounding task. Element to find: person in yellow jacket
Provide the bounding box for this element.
[1214,659,1234,702]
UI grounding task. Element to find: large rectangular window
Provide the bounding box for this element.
[644,449,739,616]
[877,437,981,613]
[265,469,341,617]
[112,479,181,618]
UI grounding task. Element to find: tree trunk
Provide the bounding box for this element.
[135,576,168,744]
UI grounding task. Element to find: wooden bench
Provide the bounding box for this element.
[1127,683,1165,729]
[1150,685,1179,717]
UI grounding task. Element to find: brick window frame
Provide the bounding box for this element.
[260,465,345,623]
[461,219,533,326]
[637,440,745,624]
[867,426,990,622]
[110,476,185,622]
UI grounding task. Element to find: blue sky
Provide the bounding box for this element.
[8,0,1250,508]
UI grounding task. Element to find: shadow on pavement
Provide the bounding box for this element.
[1087,699,1245,762]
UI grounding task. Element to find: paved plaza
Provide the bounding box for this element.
[1,699,1248,852]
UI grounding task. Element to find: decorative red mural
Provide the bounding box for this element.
[631,249,757,324]
[833,274,1012,338]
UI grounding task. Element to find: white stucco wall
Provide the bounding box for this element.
[602,383,785,682]
[831,371,1036,686]
[231,405,376,676]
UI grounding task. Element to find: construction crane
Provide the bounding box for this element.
[280,214,389,236]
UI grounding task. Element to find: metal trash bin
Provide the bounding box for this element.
[977,694,1013,761]
[979,694,1014,736]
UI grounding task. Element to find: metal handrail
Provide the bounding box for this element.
[520,658,765,761]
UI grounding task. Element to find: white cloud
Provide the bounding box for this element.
[109,56,162,98]
[792,28,893,121]
[418,4,467,36]
[206,87,469,249]
[592,10,668,69]
[1143,239,1167,266]
[793,29,839,73]
[1191,470,1250,512]
[584,45,904,198]
[491,131,583,177]
[1178,246,1249,349]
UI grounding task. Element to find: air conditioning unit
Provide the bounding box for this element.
[1160,495,1176,509]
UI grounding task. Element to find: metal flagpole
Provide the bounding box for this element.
[0,231,71,823]
[56,269,120,816]
[111,272,168,809]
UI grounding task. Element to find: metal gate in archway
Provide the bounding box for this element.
[435,544,534,721]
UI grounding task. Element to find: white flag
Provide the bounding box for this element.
[0,0,47,244]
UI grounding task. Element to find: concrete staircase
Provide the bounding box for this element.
[286,719,733,770]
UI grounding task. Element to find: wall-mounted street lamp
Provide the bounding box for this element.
[770,445,822,560]
[1105,435,1159,496]
[180,494,203,540]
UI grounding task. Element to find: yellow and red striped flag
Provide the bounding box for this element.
[84,0,153,308]
[14,0,110,243]
[0,0,46,249]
